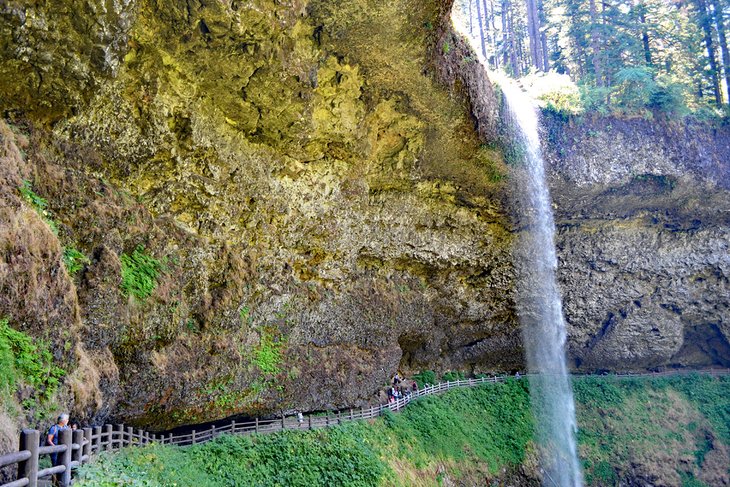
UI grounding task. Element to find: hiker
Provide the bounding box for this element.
[515,371,521,380]
[412,381,418,393]
[297,411,304,425]
[392,373,401,386]
[47,413,69,485]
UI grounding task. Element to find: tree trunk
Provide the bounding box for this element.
[475,0,488,59]
[502,0,510,70]
[638,1,653,67]
[537,0,550,71]
[711,0,730,103]
[490,0,500,68]
[510,4,521,75]
[526,0,540,69]
[589,0,604,86]
[483,0,494,68]
[696,0,723,104]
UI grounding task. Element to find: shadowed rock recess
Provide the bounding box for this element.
[0,0,727,440]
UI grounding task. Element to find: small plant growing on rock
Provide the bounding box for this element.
[0,318,65,406]
[62,246,90,275]
[19,179,59,234]
[254,330,284,377]
[120,245,163,300]
[413,370,437,388]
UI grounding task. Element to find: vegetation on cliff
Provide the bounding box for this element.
[76,374,730,486]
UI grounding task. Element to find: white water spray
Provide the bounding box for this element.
[500,76,583,487]
[452,8,583,487]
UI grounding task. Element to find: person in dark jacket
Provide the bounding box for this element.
[47,414,69,486]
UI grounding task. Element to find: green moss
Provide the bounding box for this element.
[575,375,730,485]
[120,245,163,300]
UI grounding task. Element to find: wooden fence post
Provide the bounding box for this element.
[18,429,39,487]
[211,425,216,439]
[255,418,259,434]
[115,424,122,448]
[126,426,133,446]
[191,430,196,445]
[72,429,84,465]
[308,415,312,430]
[59,428,72,487]
[168,433,173,445]
[231,420,236,433]
[349,409,353,420]
[136,428,144,445]
[93,426,101,453]
[83,427,92,462]
[103,425,112,451]
[281,412,285,430]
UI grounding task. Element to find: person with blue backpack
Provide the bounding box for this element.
[47,413,69,485]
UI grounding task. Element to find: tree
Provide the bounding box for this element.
[694,0,723,104]
[710,0,730,103]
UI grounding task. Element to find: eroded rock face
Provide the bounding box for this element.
[0,0,516,430]
[1,0,727,437]
[542,115,730,370]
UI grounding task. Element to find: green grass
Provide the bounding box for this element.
[78,380,534,486]
[76,374,730,486]
[77,424,386,487]
[120,245,163,300]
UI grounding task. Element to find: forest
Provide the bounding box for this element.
[455,0,730,116]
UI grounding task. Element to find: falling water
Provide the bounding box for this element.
[499,77,583,487]
[451,9,583,487]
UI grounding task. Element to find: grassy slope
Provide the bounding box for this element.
[76,375,729,486]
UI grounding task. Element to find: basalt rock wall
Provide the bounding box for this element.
[542,114,730,371]
[0,0,517,438]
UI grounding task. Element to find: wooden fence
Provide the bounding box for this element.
[1,368,727,486]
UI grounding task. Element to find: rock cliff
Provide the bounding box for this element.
[542,114,730,371]
[0,0,514,435]
[0,0,728,444]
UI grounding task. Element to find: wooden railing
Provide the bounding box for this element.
[1,368,727,486]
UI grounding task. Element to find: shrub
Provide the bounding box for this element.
[613,67,658,111]
[120,245,163,300]
[579,84,611,115]
[78,424,387,487]
[412,370,436,388]
[441,370,466,382]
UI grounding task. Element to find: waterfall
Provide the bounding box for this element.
[499,76,583,487]
[451,8,583,486]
